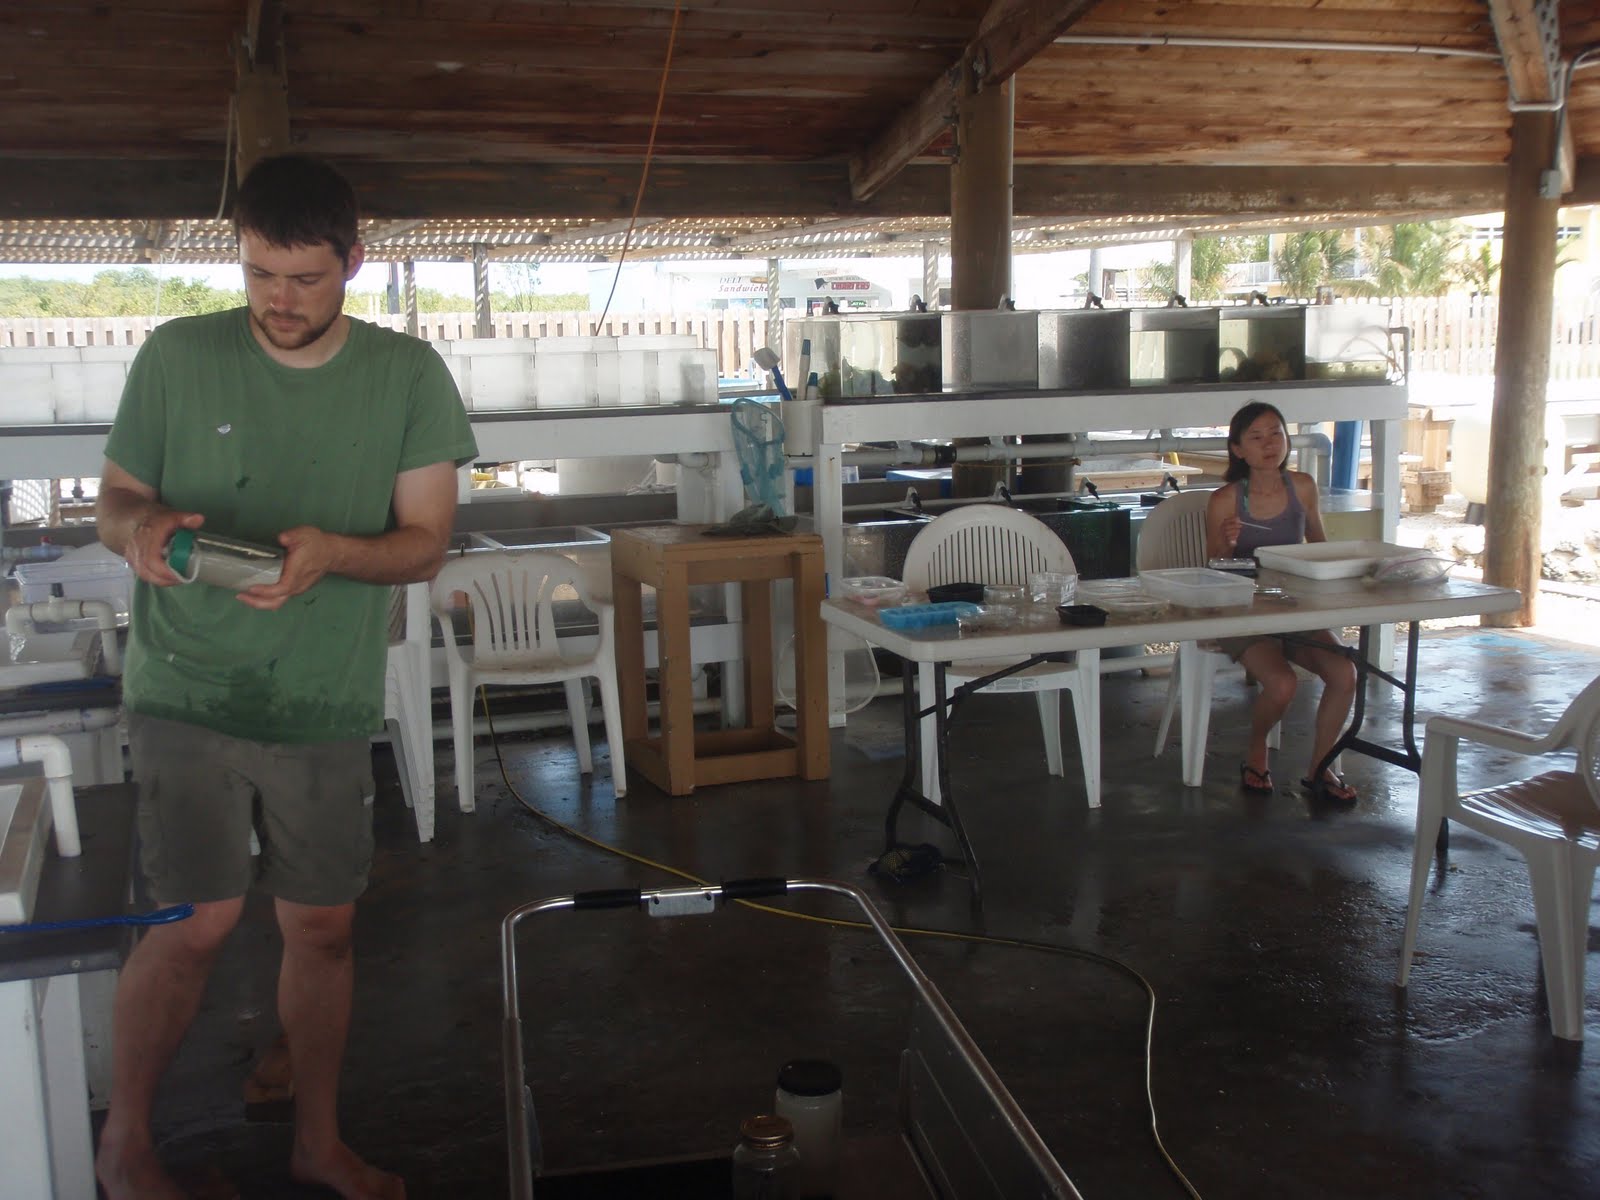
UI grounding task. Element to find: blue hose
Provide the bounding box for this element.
[0,902,194,935]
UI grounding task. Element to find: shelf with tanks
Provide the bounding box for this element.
[782,303,1397,402]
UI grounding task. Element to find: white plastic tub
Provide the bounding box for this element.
[1254,540,1413,581]
[1139,567,1256,608]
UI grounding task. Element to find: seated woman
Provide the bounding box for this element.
[1205,401,1358,803]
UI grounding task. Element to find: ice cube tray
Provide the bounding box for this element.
[878,601,981,629]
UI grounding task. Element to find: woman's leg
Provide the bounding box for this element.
[1286,630,1358,787]
[1237,639,1298,777]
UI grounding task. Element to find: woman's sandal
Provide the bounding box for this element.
[1240,762,1274,795]
[1301,772,1358,804]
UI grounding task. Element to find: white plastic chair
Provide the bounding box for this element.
[1396,672,1600,1041]
[1140,489,1300,785]
[432,549,626,809]
[383,581,440,842]
[901,505,1101,808]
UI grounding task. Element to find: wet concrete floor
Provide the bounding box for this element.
[143,626,1600,1199]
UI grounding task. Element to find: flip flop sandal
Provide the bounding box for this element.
[1301,773,1358,804]
[1240,763,1274,795]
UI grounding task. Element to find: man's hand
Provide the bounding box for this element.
[126,508,205,587]
[236,525,339,611]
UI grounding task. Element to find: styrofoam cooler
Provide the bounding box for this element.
[535,337,619,407]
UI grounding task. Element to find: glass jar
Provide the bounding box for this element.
[774,1059,842,1199]
[731,1113,801,1200]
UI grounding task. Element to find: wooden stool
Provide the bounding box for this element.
[610,524,830,796]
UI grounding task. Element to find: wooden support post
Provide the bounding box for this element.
[403,259,419,339]
[950,72,1012,311]
[1484,110,1559,628]
[766,257,781,354]
[922,240,941,308]
[950,68,1014,498]
[472,243,492,338]
[1174,233,1194,300]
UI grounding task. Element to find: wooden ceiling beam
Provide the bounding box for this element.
[848,0,1103,202]
[234,0,290,183]
[0,158,1516,225]
[1487,0,1561,103]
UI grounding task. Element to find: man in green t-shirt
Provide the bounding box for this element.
[94,155,475,1200]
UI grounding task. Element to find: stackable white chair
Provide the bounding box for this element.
[1140,489,1307,785]
[901,504,1101,808]
[383,581,441,842]
[431,549,626,810]
[1396,673,1600,1041]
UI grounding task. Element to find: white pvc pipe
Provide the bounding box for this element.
[5,597,122,675]
[0,734,80,858]
[0,707,119,738]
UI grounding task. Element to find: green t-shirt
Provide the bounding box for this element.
[105,308,477,743]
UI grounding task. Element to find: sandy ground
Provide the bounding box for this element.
[1395,492,1600,647]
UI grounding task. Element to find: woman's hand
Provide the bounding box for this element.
[1219,513,1243,552]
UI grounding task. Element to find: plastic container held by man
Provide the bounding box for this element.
[775,1059,843,1199]
[731,1113,801,1200]
[165,530,285,591]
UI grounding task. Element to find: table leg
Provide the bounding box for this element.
[658,562,698,794]
[613,576,648,744]
[741,579,774,733]
[792,551,831,780]
[933,662,982,906]
[0,977,61,1199]
[42,973,94,1198]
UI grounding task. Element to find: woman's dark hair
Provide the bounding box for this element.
[1224,401,1290,482]
[232,154,359,266]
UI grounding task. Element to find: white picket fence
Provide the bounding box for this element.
[0,311,769,379]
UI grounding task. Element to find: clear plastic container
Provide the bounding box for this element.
[731,1114,801,1200]
[957,605,1021,633]
[981,584,1025,608]
[1138,567,1255,608]
[836,576,908,608]
[1027,571,1078,606]
[774,1060,842,1199]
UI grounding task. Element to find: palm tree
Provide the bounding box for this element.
[1140,235,1264,301]
[1274,231,1357,298]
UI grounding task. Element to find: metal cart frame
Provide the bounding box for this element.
[502,876,1084,1199]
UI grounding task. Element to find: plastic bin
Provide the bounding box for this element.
[941,310,1039,392]
[13,554,133,611]
[1138,567,1255,608]
[836,576,908,607]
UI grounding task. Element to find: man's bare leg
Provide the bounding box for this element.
[278,898,404,1200]
[96,897,244,1200]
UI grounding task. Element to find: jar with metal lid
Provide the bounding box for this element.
[774,1059,842,1198]
[731,1113,801,1200]
[165,530,285,592]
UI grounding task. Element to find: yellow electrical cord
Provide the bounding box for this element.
[477,685,1203,1200]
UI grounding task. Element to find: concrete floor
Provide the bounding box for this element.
[141,625,1600,1199]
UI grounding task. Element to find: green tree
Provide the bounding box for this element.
[1139,235,1270,300]
[1274,231,1358,298]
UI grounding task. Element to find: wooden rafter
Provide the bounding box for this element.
[1488,0,1562,103]
[848,0,1103,203]
[234,0,290,182]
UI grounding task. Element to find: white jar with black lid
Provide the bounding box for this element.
[774,1059,842,1198]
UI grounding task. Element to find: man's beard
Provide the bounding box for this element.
[251,301,341,351]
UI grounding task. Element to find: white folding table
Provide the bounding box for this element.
[822,573,1521,902]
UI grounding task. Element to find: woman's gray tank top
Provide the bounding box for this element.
[1233,471,1305,558]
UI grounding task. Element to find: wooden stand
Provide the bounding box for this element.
[610,525,830,796]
